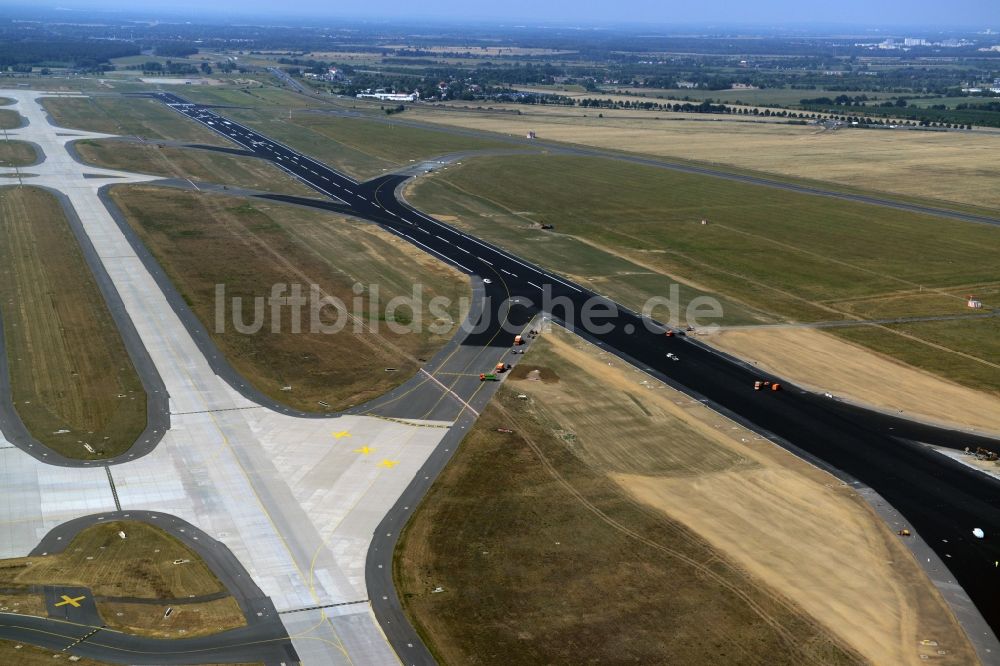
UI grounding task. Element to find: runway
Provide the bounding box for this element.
[148,91,1000,664]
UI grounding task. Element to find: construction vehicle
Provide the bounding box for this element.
[975,447,999,462]
[514,334,524,345]
[479,373,499,381]
[495,362,511,373]
[754,380,781,391]
[898,529,911,537]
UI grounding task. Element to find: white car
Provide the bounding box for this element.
[666,353,679,361]
[483,278,492,284]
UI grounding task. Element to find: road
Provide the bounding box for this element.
[148,90,1000,663]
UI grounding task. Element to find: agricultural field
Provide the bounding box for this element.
[74,139,316,196]
[0,108,23,129]
[41,96,228,144]
[409,102,1000,210]
[395,327,973,665]
[0,520,245,639]
[0,186,146,459]
[110,185,469,412]
[0,140,38,167]
[406,154,999,393]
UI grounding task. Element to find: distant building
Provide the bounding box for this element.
[676,81,698,89]
[356,91,418,102]
[526,131,537,140]
[968,297,983,309]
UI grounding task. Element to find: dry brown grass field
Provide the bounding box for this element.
[0,641,108,665]
[395,326,974,666]
[707,327,1000,434]
[74,139,316,196]
[0,140,37,167]
[0,108,23,129]
[41,96,227,144]
[0,520,245,638]
[111,185,469,412]
[409,103,1000,209]
[0,186,147,459]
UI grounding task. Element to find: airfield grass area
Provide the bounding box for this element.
[831,317,1000,397]
[0,520,246,639]
[74,139,316,196]
[396,327,974,665]
[41,96,228,144]
[0,641,106,665]
[0,140,37,167]
[195,103,514,180]
[0,186,147,459]
[111,185,469,412]
[406,154,999,393]
[409,102,1000,210]
[0,108,23,129]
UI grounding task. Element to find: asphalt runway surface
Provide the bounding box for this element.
[146,91,1000,660]
[0,511,297,665]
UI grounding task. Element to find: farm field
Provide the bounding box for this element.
[395,327,973,666]
[110,185,469,412]
[405,154,999,393]
[0,186,147,459]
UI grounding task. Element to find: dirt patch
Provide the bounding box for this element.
[99,597,245,638]
[706,326,1000,436]
[508,364,560,383]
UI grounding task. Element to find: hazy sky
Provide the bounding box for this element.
[28,0,1000,28]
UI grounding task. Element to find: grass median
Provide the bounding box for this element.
[0,109,23,129]
[0,140,37,167]
[111,185,470,412]
[0,186,146,459]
